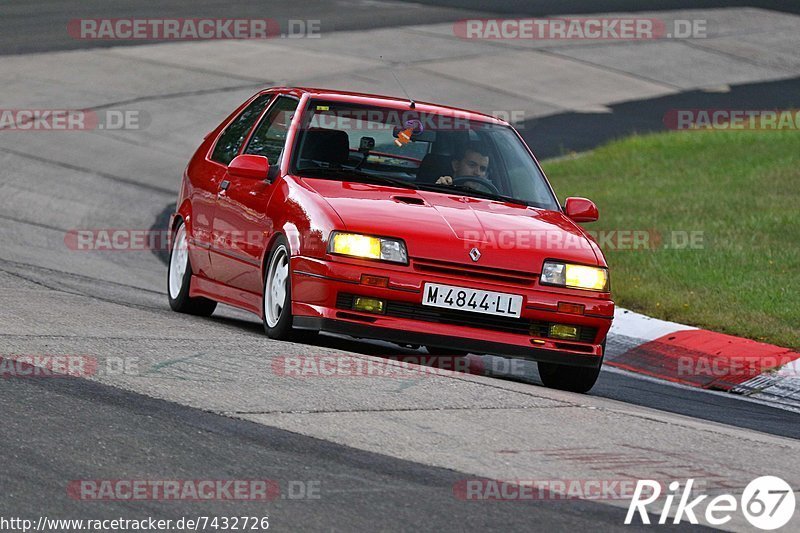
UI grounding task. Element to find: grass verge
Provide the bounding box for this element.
[542,129,799,349]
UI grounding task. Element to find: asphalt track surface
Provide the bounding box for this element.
[0,0,490,56]
[1,364,705,532]
[520,75,800,158]
[1,1,799,531]
[3,0,798,56]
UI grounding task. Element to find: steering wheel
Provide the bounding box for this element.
[453,176,500,196]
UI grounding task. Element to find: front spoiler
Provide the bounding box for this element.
[293,316,603,369]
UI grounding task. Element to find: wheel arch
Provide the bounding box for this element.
[172,199,193,234]
[260,227,295,282]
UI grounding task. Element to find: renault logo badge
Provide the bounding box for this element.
[469,247,481,262]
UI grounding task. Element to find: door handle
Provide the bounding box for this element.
[219,180,230,194]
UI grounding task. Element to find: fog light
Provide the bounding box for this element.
[353,297,385,314]
[549,324,579,340]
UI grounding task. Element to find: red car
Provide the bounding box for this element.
[168,87,613,392]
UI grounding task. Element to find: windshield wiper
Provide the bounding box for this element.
[295,167,418,190]
[416,183,530,206]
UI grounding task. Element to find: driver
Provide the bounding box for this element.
[435,142,490,185]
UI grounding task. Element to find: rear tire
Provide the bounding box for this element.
[167,220,217,316]
[537,340,605,393]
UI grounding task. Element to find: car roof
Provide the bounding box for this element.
[261,86,509,126]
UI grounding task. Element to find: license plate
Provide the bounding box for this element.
[422,283,523,318]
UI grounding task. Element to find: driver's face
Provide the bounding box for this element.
[452,150,489,178]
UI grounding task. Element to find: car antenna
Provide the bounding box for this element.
[382,56,415,109]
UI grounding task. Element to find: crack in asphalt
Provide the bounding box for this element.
[85,81,272,112]
[97,48,275,84]
[0,213,72,234]
[0,82,270,132]
[0,257,163,295]
[227,405,575,415]
[536,47,684,91]
[403,20,795,88]
[0,262,169,314]
[413,62,564,109]
[402,24,682,92]
[229,404,800,446]
[680,38,798,74]
[0,146,176,195]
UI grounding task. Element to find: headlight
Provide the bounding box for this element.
[540,261,608,291]
[328,232,408,264]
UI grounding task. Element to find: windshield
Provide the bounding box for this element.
[291,100,560,210]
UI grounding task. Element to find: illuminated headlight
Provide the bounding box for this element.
[540,261,608,291]
[328,232,408,264]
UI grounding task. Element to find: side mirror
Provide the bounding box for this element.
[228,154,269,180]
[565,197,599,222]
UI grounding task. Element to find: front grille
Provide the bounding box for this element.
[336,293,597,343]
[412,258,536,286]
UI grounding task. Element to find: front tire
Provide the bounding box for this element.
[167,220,217,316]
[537,341,605,393]
[262,236,294,339]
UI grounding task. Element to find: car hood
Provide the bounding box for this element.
[301,177,601,273]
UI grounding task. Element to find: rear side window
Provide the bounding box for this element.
[210,93,272,165]
[244,96,299,163]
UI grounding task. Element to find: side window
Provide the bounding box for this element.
[210,93,273,165]
[244,96,300,163]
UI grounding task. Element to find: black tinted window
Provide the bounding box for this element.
[211,93,272,165]
[245,96,299,163]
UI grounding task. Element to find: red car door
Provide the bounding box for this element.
[189,93,273,277]
[211,95,300,294]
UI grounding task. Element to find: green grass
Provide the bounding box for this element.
[541,130,800,349]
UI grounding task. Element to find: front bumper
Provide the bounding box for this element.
[291,255,613,367]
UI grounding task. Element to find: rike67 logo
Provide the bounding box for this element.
[626,476,796,530]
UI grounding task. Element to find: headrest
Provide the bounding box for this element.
[416,153,452,183]
[300,128,350,166]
